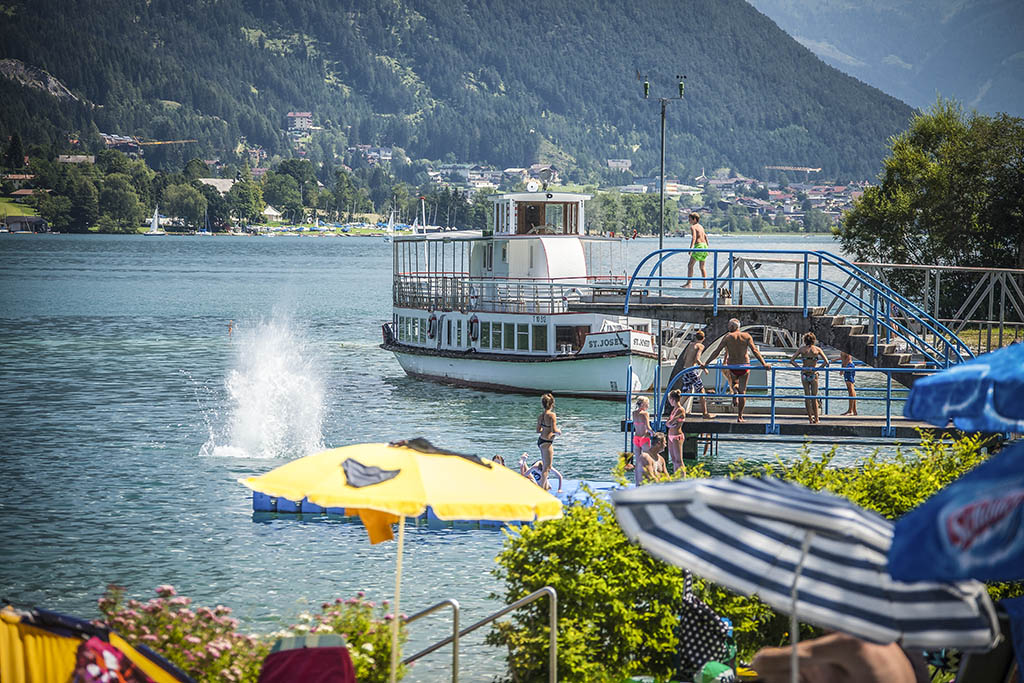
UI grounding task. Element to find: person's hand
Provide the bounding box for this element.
[750,633,917,683]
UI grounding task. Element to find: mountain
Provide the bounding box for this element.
[0,0,915,179]
[746,0,1024,117]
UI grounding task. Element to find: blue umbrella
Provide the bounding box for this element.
[889,440,1024,584]
[903,342,1024,433]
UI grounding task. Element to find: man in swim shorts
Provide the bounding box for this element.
[684,212,710,288]
[706,318,767,423]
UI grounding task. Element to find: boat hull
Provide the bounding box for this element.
[384,343,659,399]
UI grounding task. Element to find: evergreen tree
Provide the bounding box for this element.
[4,133,24,169]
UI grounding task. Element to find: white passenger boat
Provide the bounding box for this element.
[381,191,659,398]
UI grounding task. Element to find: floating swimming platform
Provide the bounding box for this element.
[251,478,619,529]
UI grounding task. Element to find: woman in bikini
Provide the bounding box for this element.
[665,389,687,475]
[631,396,652,479]
[536,393,561,491]
[790,332,830,424]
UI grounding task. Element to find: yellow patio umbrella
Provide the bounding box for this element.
[239,438,562,682]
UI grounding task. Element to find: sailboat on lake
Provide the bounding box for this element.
[144,207,166,236]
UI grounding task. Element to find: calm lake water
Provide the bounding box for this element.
[1,231,859,680]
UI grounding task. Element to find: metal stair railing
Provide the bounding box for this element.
[623,248,973,369]
[402,586,558,683]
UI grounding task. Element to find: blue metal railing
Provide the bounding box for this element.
[643,362,940,437]
[623,249,974,369]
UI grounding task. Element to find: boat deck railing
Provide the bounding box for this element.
[394,274,629,315]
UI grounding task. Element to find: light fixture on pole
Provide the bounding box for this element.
[637,72,685,486]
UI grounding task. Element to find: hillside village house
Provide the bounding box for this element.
[262,205,282,220]
[286,112,313,131]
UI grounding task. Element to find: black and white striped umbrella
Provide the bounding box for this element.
[613,477,1000,653]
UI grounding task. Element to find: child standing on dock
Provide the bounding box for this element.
[665,389,687,474]
[840,351,858,416]
[791,332,830,424]
[631,396,652,485]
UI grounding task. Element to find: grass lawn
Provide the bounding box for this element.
[0,197,38,217]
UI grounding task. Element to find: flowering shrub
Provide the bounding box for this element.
[98,586,408,683]
[98,584,267,682]
[267,593,408,683]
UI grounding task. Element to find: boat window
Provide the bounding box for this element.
[418,317,427,343]
[532,324,547,352]
[555,325,589,353]
[501,244,508,263]
[484,244,493,270]
[446,319,452,346]
[491,321,502,349]
[456,320,463,347]
[480,321,491,348]
[503,322,515,350]
[545,204,564,233]
[516,324,529,351]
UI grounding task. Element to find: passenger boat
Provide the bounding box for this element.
[381,190,659,398]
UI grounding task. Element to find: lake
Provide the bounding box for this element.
[0,231,853,680]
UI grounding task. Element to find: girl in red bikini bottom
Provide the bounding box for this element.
[665,389,687,474]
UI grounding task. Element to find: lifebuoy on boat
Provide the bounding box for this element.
[468,315,480,342]
[427,312,438,339]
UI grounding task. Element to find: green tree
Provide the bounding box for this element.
[68,177,99,232]
[803,207,830,233]
[226,169,262,224]
[35,193,73,231]
[4,132,24,169]
[840,100,1024,270]
[98,173,143,232]
[164,183,207,228]
[183,158,208,181]
[261,171,302,220]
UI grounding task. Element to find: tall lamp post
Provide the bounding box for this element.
[636,73,685,486]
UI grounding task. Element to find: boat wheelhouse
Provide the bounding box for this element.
[380,191,659,398]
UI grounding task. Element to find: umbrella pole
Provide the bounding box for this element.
[790,531,813,683]
[390,516,405,683]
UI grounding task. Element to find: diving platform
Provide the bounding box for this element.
[631,413,953,440]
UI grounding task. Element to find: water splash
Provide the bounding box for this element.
[203,317,325,459]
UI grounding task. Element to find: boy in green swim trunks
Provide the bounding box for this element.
[685,212,710,288]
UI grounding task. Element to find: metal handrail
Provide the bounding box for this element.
[623,248,973,368]
[402,599,460,681]
[402,586,558,683]
[652,363,938,436]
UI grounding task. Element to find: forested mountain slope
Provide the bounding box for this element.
[0,0,914,178]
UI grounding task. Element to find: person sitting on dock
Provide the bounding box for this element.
[706,319,768,423]
[639,432,669,481]
[631,396,653,466]
[791,332,830,424]
[840,351,858,416]
[678,330,713,418]
[665,389,687,473]
[519,453,563,492]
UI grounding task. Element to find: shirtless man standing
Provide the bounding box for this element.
[683,213,710,288]
[707,318,767,422]
[677,330,712,418]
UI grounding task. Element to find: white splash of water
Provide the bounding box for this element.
[203,317,325,459]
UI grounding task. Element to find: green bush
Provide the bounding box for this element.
[487,493,689,682]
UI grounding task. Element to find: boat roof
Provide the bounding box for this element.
[394,229,483,242]
[490,191,592,202]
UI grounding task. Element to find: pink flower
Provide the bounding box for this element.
[184,635,202,645]
[214,605,231,616]
[356,591,365,598]
[169,596,191,607]
[334,598,343,604]
[155,585,176,598]
[141,634,159,643]
[206,645,222,658]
